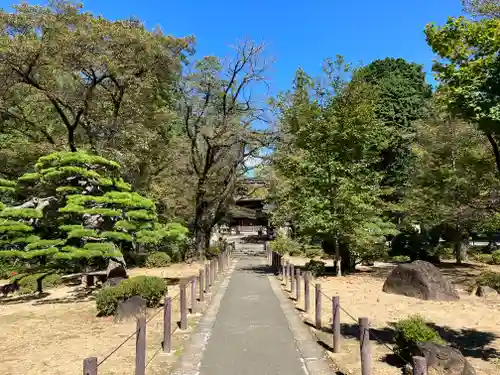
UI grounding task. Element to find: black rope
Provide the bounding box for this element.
[97,328,139,367]
[300,277,412,367]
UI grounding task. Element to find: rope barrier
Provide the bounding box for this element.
[294,268,413,368]
[97,328,139,367]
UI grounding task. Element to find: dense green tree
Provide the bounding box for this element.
[355,58,432,200]
[405,109,498,263]
[271,58,397,274]
[0,1,196,223]
[425,15,500,175]
[0,151,185,273]
[462,0,500,17]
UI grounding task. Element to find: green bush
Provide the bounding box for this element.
[144,252,171,268]
[289,248,303,256]
[206,245,221,259]
[473,253,493,264]
[304,246,324,259]
[391,255,411,263]
[304,260,326,277]
[12,272,62,294]
[393,315,445,361]
[474,271,500,292]
[269,235,300,256]
[491,250,500,265]
[95,275,167,316]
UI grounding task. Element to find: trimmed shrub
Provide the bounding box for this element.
[95,285,124,316]
[391,255,411,263]
[95,275,167,316]
[269,235,300,255]
[289,248,303,256]
[474,271,500,292]
[304,246,324,259]
[206,245,221,260]
[12,272,62,294]
[144,252,171,268]
[393,315,445,361]
[491,250,500,265]
[304,260,326,277]
[473,253,493,264]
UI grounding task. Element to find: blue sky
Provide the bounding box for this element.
[1,0,464,94]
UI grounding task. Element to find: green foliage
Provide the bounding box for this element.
[475,271,500,291]
[473,253,493,264]
[288,247,303,256]
[355,58,432,196]
[393,315,445,361]
[206,245,221,260]
[304,260,326,277]
[13,272,63,294]
[425,15,500,176]
[391,255,411,263]
[95,276,167,316]
[304,246,324,259]
[271,57,398,274]
[491,251,500,265]
[144,252,171,268]
[269,234,301,256]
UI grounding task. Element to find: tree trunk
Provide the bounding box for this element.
[453,238,469,264]
[194,226,211,260]
[334,238,342,277]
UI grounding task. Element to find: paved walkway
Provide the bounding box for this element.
[198,258,308,375]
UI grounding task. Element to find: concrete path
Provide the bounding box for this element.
[199,258,308,375]
[171,249,333,375]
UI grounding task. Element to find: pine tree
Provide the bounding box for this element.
[0,151,171,265]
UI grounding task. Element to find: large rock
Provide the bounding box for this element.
[114,296,146,323]
[107,256,128,279]
[382,260,459,301]
[414,342,476,375]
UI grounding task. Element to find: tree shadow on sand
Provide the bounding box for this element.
[335,322,500,367]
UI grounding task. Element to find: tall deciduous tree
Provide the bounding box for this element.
[179,40,271,258]
[407,110,498,263]
[425,15,500,175]
[355,58,432,201]
[271,58,397,275]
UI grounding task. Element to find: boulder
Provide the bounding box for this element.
[475,285,497,298]
[107,256,127,279]
[114,296,146,323]
[414,342,476,375]
[382,260,459,301]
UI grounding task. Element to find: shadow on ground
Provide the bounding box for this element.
[239,235,268,244]
[331,322,500,366]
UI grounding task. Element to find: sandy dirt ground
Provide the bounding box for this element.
[0,262,206,375]
[283,256,500,375]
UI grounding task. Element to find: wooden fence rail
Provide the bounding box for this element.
[267,248,428,375]
[83,244,233,375]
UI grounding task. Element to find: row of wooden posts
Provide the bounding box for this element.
[83,246,233,375]
[268,249,429,375]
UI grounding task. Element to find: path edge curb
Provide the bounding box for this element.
[168,259,238,375]
[268,268,338,375]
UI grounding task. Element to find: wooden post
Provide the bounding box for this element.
[315,283,321,329]
[304,272,310,313]
[205,263,210,287]
[359,317,372,375]
[290,264,295,294]
[163,296,172,353]
[295,268,301,301]
[83,357,98,375]
[332,296,340,353]
[135,316,146,375]
[412,356,427,375]
[211,259,216,283]
[191,276,197,314]
[199,269,205,302]
[283,261,288,282]
[180,280,188,330]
